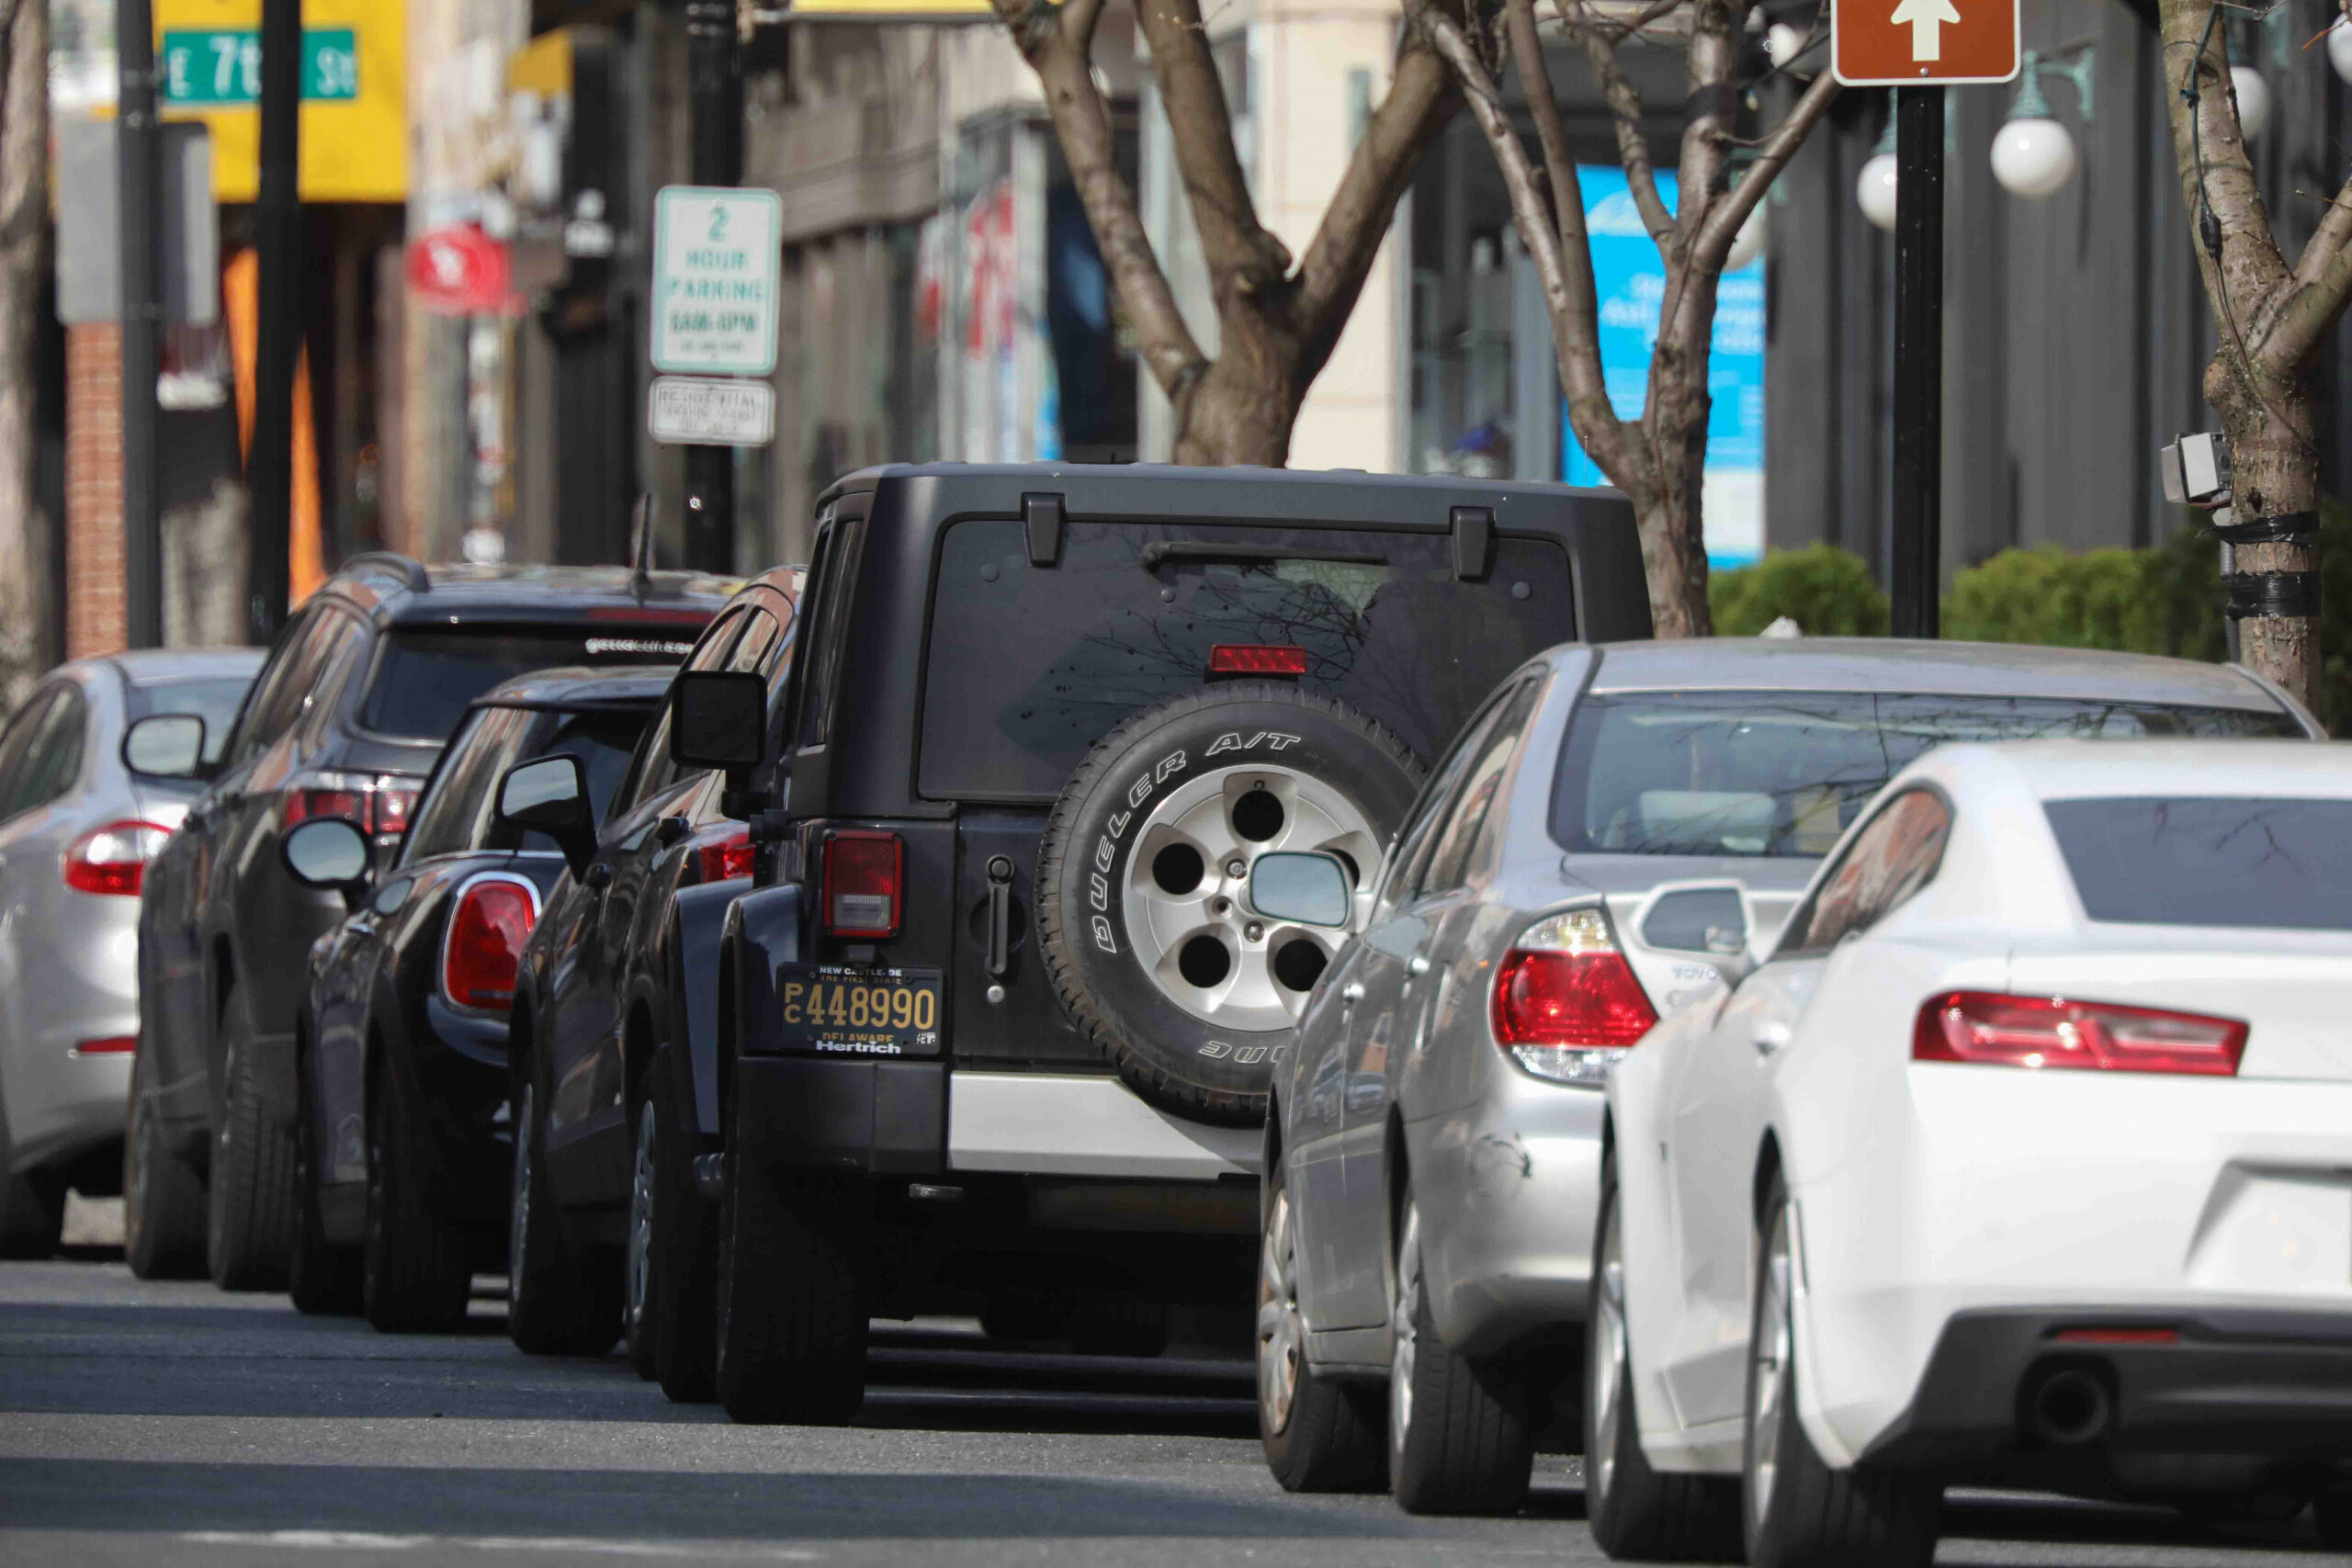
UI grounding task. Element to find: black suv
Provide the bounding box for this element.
[279,668,673,1330]
[127,557,732,1286]
[673,463,1648,1424]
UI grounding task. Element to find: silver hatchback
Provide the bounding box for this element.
[0,649,262,1257]
[1251,637,2318,1513]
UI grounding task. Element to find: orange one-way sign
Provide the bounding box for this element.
[1832,0,2019,85]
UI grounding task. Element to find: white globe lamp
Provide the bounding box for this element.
[2231,64,2270,142]
[2331,18,2352,85]
[1856,141,1899,233]
[1990,79,2079,201]
[1765,22,1804,70]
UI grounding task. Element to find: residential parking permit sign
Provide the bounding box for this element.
[648,377,777,447]
[651,186,782,376]
[1832,0,2019,85]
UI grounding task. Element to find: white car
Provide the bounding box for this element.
[1589,739,2352,1565]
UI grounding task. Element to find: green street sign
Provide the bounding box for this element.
[160,28,360,107]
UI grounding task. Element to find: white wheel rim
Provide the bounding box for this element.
[1747,1203,1793,1531]
[508,1084,533,1314]
[1257,1187,1303,1433]
[1589,1194,1628,1507]
[626,1100,656,1335]
[1390,1204,1421,1461]
[1119,761,1379,1030]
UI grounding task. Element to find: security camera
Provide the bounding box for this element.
[2159,433,2232,509]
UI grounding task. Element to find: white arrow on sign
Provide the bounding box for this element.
[1889,0,1962,61]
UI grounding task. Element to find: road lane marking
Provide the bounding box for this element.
[180,1533,818,1560]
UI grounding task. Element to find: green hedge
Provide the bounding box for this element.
[1707,501,2350,733]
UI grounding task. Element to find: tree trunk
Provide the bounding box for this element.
[2209,357,2320,702]
[0,0,49,715]
[1168,312,1303,467]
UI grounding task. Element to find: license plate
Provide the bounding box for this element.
[774,964,943,1058]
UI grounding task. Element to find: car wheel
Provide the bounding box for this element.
[650,1053,718,1403]
[1584,1152,1742,1561]
[124,1039,208,1279]
[624,1097,660,1381]
[362,1056,471,1333]
[1743,1172,1938,1568]
[714,1097,872,1425]
[207,982,301,1291]
[1387,1199,1532,1516]
[286,1032,359,1315]
[1258,1161,1385,1493]
[505,1077,620,1356]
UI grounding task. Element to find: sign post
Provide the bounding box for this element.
[650,182,778,570]
[1833,0,2018,638]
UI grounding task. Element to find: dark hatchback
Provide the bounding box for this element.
[128,557,732,1287]
[280,668,673,1329]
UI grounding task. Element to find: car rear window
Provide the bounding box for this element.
[1551,691,2300,859]
[2046,796,2352,932]
[129,676,254,764]
[359,627,696,742]
[919,519,1576,799]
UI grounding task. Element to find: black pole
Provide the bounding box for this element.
[682,0,742,575]
[1888,87,1944,639]
[118,0,164,649]
[246,0,301,642]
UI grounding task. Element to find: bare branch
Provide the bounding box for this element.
[1504,0,1578,253]
[1563,3,1675,245]
[1292,38,1457,373]
[1133,0,1294,299]
[993,0,1205,398]
[1689,67,1839,266]
[1061,0,1108,53]
[2291,169,2352,290]
[2260,251,2352,376]
[1671,0,1739,259]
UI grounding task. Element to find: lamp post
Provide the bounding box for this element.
[1990,47,2094,200]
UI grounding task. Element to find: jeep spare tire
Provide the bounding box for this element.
[1036,682,1423,1122]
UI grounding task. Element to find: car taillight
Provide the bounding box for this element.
[285,772,422,842]
[1490,907,1658,1084]
[443,877,538,1011]
[696,826,753,883]
[62,819,172,897]
[73,1035,137,1055]
[822,829,902,938]
[1209,643,1309,676]
[1913,992,2247,1077]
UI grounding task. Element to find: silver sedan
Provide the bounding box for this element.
[0,649,262,1257]
[1250,637,2318,1515]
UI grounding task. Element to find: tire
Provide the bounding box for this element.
[1743,1173,1939,1568]
[1259,1158,1385,1494]
[207,981,301,1291]
[124,1040,207,1279]
[362,1056,471,1333]
[505,1076,620,1356]
[1035,682,1423,1123]
[714,1102,872,1425]
[1584,1154,1742,1562]
[286,1031,359,1315]
[1388,1199,1532,1516]
[623,1098,660,1381]
[650,1055,718,1403]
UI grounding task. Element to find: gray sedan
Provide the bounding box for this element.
[1250,637,2318,1515]
[0,649,262,1257]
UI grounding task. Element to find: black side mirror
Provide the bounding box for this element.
[497,754,596,877]
[122,713,207,779]
[281,817,373,910]
[669,670,767,773]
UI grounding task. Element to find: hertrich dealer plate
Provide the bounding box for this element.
[774,964,942,1057]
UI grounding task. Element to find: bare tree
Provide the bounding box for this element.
[0,0,47,714]
[990,0,1458,465]
[2156,0,2352,711]
[1408,0,1837,636]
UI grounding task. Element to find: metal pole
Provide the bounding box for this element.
[1888,87,1944,639]
[117,0,164,649]
[246,0,301,642]
[682,0,742,575]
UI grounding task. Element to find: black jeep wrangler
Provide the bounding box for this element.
[678,463,1647,1423]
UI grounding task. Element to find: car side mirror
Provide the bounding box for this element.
[497,754,596,877]
[281,817,373,910]
[670,671,767,773]
[1247,852,1354,930]
[122,713,207,780]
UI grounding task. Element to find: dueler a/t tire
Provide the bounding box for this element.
[1035,682,1422,1123]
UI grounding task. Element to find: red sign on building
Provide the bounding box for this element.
[1832,0,2019,85]
[406,226,513,317]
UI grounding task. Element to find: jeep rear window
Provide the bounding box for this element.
[919,520,1575,799]
[359,626,699,742]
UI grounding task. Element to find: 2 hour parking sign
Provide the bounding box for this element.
[651,186,782,377]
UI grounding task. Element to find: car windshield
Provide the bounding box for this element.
[359,627,696,741]
[1551,690,2300,860]
[129,676,253,764]
[2046,796,2352,932]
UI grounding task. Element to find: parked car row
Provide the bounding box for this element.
[2,461,2344,1563]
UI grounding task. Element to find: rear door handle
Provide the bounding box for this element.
[1407,953,1431,976]
[1340,982,1365,1003]
[985,856,1013,978]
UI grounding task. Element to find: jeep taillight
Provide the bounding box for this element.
[443,876,538,1011]
[822,830,902,939]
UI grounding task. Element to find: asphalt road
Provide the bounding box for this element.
[0,1258,2342,1567]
